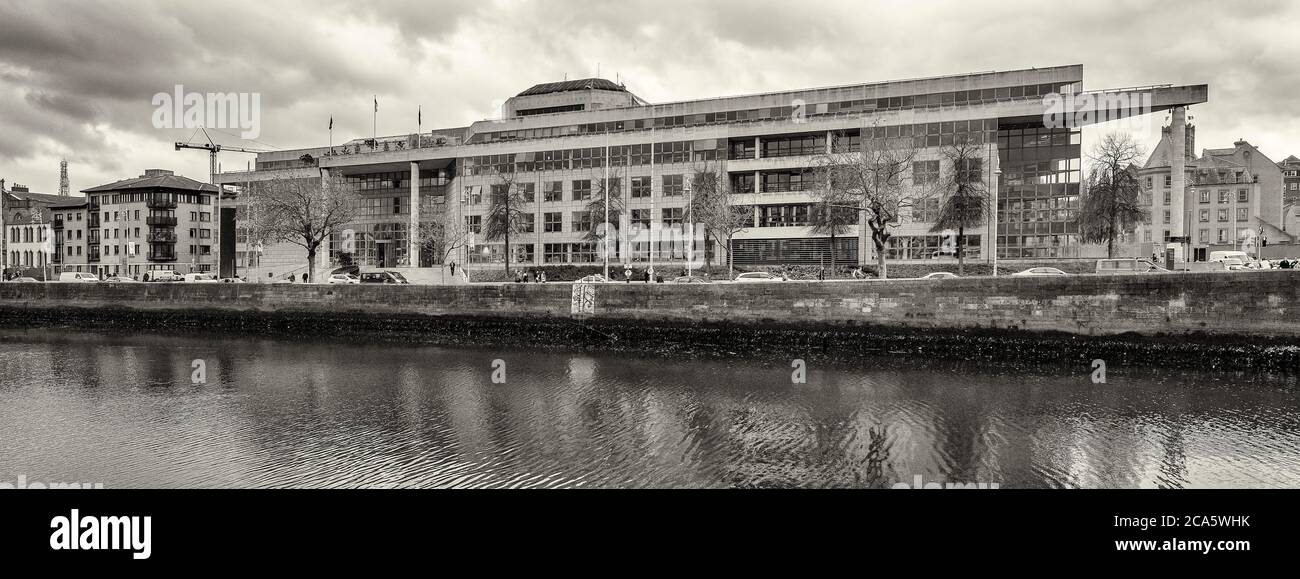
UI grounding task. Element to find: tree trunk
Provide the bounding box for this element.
[829,231,837,274]
[957,225,965,276]
[504,225,511,273]
[727,235,734,280]
[306,246,316,284]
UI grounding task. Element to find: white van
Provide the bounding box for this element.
[58,272,99,283]
[1209,251,1252,270]
[182,273,218,283]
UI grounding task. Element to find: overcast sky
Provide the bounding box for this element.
[2,0,1298,194]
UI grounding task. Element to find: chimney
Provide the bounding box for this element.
[142,169,174,178]
[1185,124,1196,160]
[11,184,28,193]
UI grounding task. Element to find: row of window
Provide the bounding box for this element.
[478,82,1075,142]
[1145,229,1255,244]
[464,176,692,205]
[465,208,693,235]
[463,141,719,175]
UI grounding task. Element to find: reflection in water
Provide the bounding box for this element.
[0,329,1297,489]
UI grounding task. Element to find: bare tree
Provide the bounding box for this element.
[416,206,470,269]
[1078,133,1147,258]
[813,129,924,279]
[688,164,750,278]
[930,135,990,276]
[809,173,856,272]
[483,168,530,273]
[244,173,360,283]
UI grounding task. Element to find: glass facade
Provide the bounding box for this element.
[996,122,1082,259]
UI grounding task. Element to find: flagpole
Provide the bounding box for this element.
[372,95,377,144]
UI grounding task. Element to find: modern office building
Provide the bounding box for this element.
[81,170,224,278]
[1135,126,1291,260]
[215,64,1207,277]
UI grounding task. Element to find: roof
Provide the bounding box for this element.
[2,189,73,206]
[517,78,628,97]
[1281,155,1300,164]
[48,198,88,209]
[83,174,219,194]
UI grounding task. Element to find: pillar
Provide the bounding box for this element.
[409,161,420,267]
[1169,107,1187,243]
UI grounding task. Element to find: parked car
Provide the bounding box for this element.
[670,275,711,283]
[919,272,959,280]
[734,272,787,283]
[103,275,139,283]
[1011,267,1068,277]
[58,272,99,283]
[358,271,410,284]
[1095,258,1170,274]
[7,276,39,283]
[327,273,359,285]
[1209,250,1252,266]
[218,277,246,283]
[331,265,361,277]
[148,271,184,282]
[1220,258,1246,271]
[182,273,218,283]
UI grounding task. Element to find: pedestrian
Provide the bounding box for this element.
[648,266,656,283]
[644,268,651,283]
[449,261,456,277]
[818,267,825,281]
[540,271,547,283]
[624,265,632,283]
[143,272,150,282]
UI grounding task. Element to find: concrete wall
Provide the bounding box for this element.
[3,270,1299,338]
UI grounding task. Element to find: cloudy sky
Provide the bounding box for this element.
[1,0,1298,194]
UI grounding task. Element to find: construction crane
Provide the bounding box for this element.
[174,127,269,278]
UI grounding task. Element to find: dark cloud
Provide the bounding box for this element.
[1,0,1297,193]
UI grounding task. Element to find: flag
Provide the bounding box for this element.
[418,106,421,126]
[374,96,378,113]
[328,116,333,131]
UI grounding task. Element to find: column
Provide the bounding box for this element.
[1169,107,1187,245]
[409,161,420,267]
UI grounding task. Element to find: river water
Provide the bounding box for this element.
[0,328,1297,488]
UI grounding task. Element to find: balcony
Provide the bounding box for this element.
[52,220,65,230]
[146,216,178,227]
[88,252,100,263]
[147,251,178,262]
[146,197,178,209]
[147,232,178,243]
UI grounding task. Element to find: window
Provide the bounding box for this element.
[955,158,982,183]
[631,177,651,199]
[544,212,562,233]
[520,182,535,203]
[662,207,684,226]
[572,211,593,232]
[1162,210,1170,224]
[1163,190,1170,205]
[543,181,563,202]
[1217,209,1228,222]
[1199,229,1209,243]
[1164,175,1171,188]
[662,175,684,197]
[1237,208,1248,222]
[466,215,482,233]
[544,243,567,263]
[1218,190,1228,204]
[572,180,592,201]
[1217,229,1227,243]
[1146,176,1153,190]
[1199,191,1210,203]
[520,213,535,233]
[465,186,483,205]
[1199,209,1209,222]
[1237,189,1248,203]
[913,160,940,185]
[630,209,652,229]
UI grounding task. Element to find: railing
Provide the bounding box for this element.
[146,216,178,227]
[146,198,178,209]
[51,220,64,230]
[147,232,177,243]
[147,252,178,262]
